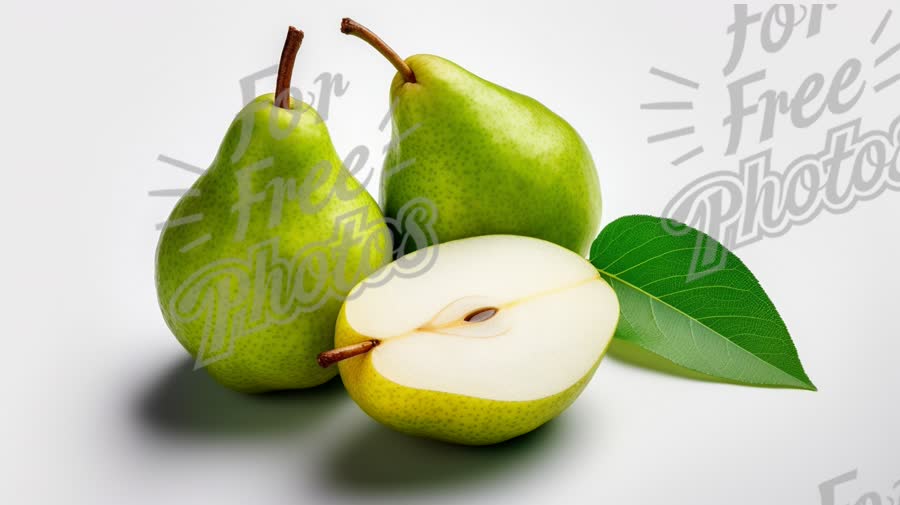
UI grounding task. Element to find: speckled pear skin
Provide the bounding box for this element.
[334,306,608,445]
[156,94,392,393]
[382,55,602,257]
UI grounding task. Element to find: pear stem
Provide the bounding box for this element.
[341,18,416,83]
[317,340,380,368]
[275,26,304,109]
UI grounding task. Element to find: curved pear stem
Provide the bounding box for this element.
[317,340,380,368]
[275,26,304,109]
[341,18,416,83]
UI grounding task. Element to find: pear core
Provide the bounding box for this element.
[340,235,620,402]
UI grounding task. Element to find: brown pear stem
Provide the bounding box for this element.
[341,18,416,83]
[275,26,304,109]
[317,340,380,368]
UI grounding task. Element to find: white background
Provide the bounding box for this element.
[2,1,898,503]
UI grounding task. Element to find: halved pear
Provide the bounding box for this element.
[320,235,619,445]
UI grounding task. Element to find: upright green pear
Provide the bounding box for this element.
[341,19,601,256]
[155,27,392,393]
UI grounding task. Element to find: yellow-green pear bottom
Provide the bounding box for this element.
[335,306,608,446]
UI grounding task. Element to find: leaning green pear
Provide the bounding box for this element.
[155,92,392,393]
[331,235,620,445]
[380,54,602,256]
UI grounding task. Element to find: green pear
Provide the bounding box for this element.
[155,27,392,393]
[318,235,619,445]
[341,18,602,256]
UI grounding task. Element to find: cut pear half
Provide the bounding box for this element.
[325,235,620,402]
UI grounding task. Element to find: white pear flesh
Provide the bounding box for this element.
[338,235,620,429]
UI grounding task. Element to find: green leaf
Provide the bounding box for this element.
[589,215,816,390]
